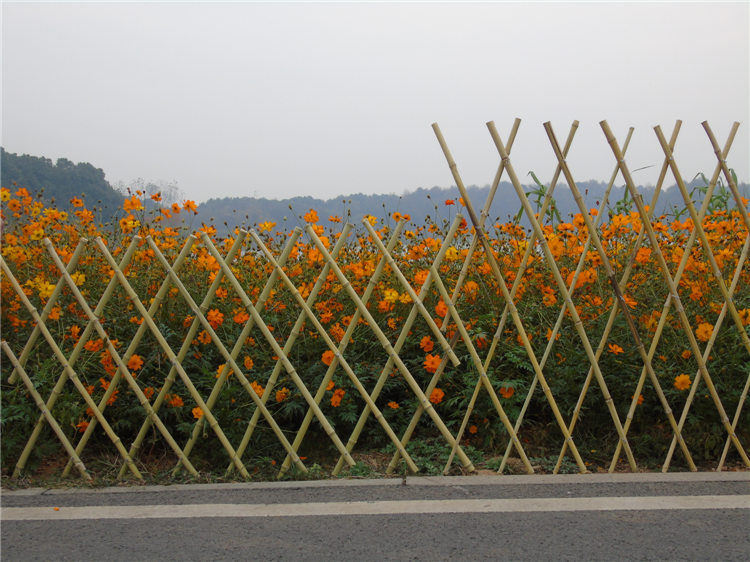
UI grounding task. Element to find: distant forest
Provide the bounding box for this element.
[2,148,748,233]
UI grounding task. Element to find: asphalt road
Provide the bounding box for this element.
[2,472,748,561]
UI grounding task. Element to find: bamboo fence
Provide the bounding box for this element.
[1,119,748,481]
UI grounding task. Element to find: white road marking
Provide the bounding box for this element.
[2,495,748,521]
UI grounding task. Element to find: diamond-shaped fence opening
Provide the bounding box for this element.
[2,119,748,482]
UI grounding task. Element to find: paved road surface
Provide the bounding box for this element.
[2,472,748,561]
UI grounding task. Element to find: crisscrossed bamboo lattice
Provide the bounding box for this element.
[1,118,748,481]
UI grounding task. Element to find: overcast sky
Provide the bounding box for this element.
[2,2,748,203]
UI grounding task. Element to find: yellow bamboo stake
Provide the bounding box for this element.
[95,236,245,477]
[429,266,534,474]
[432,122,588,473]
[361,220,460,368]
[703,121,750,232]
[246,228,419,473]
[195,231,356,469]
[72,237,195,479]
[600,120,749,466]
[278,222,402,476]
[307,224,476,470]
[7,241,86,385]
[487,121,639,471]
[655,125,750,357]
[248,224,354,477]
[443,121,581,475]
[1,342,91,481]
[386,119,526,475]
[177,230,305,476]
[601,123,744,471]
[127,232,249,478]
[1,252,142,479]
[9,239,113,477]
[666,233,748,469]
[344,216,464,476]
[542,120,696,471]
[553,122,682,473]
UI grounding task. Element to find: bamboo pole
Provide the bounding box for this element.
[306,224,476,470]
[276,222,401,476]
[1,342,91,481]
[443,121,581,475]
[175,230,304,476]
[361,220,459,367]
[342,215,465,476]
[600,120,749,466]
[542,121,696,470]
[247,228,419,473]
[7,241,86,385]
[703,122,750,232]
[386,119,526,475]
[247,224,354,477]
[1,251,142,479]
[487,121,638,471]
[551,122,682,473]
[428,265,534,474]
[655,125,750,357]
[195,231,356,469]
[432,122,588,473]
[13,238,139,478]
[70,237,194,478]
[95,236,245,477]
[604,123,741,471]
[665,233,748,469]
[125,232,249,478]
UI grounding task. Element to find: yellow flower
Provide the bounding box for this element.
[383,288,399,303]
[695,322,713,343]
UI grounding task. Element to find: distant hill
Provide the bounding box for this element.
[2,147,747,233]
[1,148,125,216]
[198,179,750,232]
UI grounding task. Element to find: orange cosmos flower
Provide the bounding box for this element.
[608,343,624,355]
[674,374,691,391]
[123,196,143,212]
[244,356,254,370]
[330,388,346,407]
[127,354,144,371]
[387,401,399,409]
[275,387,290,403]
[435,300,448,318]
[695,322,713,343]
[303,209,319,223]
[424,353,441,373]
[192,407,204,419]
[429,387,445,404]
[499,386,515,399]
[322,350,335,366]
[206,309,224,329]
[445,199,455,206]
[420,335,434,352]
[233,309,250,324]
[250,381,264,397]
[183,200,198,214]
[70,197,84,208]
